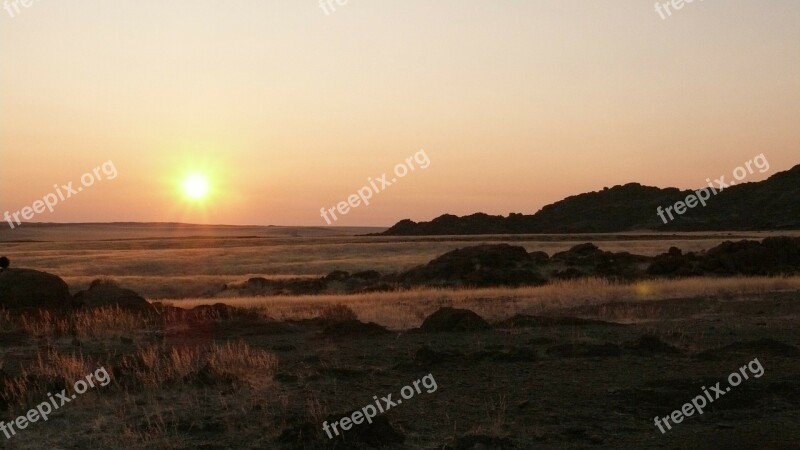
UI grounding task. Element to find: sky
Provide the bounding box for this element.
[1,0,799,227]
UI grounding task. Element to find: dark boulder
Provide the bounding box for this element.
[400,244,545,287]
[550,243,649,280]
[0,268,74,311]
[647,247,704,276]
[419,307,491,332]
[324,270,350,282]
[351,270,381,281]
[73,279,152,311]
[701,237,800,275]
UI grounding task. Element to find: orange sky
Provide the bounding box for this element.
[1,1,799,227]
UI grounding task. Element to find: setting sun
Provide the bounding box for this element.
[183,174,210,200]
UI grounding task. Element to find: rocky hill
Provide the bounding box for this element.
[380,164,800,235]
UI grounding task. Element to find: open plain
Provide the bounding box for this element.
[1,225,799,449]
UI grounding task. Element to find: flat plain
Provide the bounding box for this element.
[1,224,799,449]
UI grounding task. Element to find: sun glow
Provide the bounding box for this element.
[183,174,210,200]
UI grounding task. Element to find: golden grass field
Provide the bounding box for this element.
[2,223,797,299]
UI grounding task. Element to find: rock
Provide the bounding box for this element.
[0,268,74,311]
[324,270,350,281]
[190,303,239,319]
[550,243,649,280]
[624,335,681,355]
[73,279,152,312]
[647,247,704,276]
[351,270,381,281]
[419,307,491,332]
[320,320,390,338]
[701,237,800,275]
[400,244,545,287]
[528,251,550,264]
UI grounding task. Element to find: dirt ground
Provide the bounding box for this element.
[4,288,799,449]
[263,290,800,449]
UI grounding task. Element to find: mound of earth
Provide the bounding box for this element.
[419,307,491,332]
[0,268,74,311]
[399,244,545,287]
[73,279,153,312]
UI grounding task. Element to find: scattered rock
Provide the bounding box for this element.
[702,237,800,275]
[550,243,649,280]
[73,279,152,312]
[400,244,545,288]
[419,307,491,333]
[647,247,704,276]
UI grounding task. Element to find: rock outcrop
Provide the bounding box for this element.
[73,279,152,311]
[0,268,74,311]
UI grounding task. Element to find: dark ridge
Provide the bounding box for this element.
[379,164,800,235]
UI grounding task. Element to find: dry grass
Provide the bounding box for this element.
[168,276,800,329]
[117,342,278,389]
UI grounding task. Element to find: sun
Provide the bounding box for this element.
[182,174,210,200]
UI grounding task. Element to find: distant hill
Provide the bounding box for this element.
[380,164,800,235]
